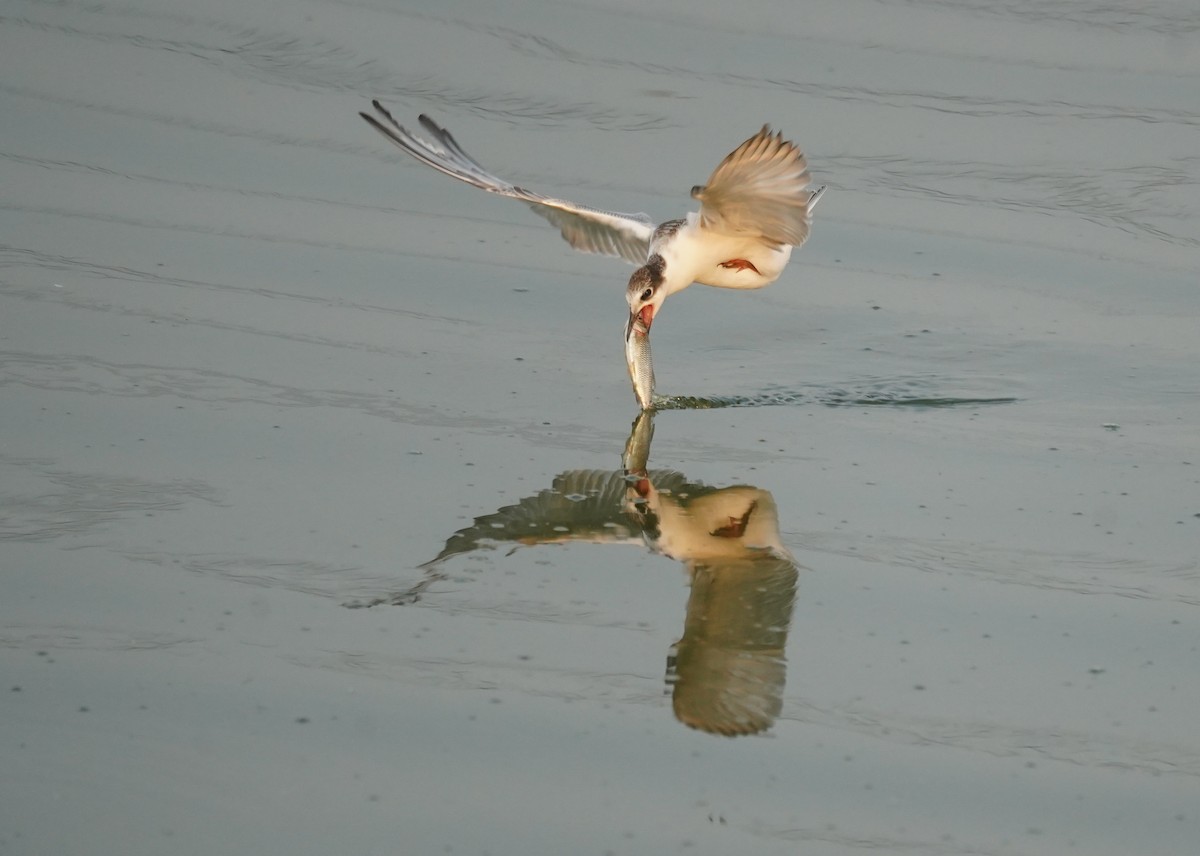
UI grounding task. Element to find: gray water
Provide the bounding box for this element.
[2,0,1198,854]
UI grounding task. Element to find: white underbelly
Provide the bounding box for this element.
[661,215,794,291]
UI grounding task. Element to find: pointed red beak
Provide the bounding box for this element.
[638,304,654,330]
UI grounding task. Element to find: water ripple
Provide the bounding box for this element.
[383,9,1200,128]
[654,378,1017,410]
[896,0,1200,37]
[0,454,225,542]
[830,153,1200,249]
[8,0,673,131]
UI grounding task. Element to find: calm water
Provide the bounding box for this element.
[2,0,1198,854]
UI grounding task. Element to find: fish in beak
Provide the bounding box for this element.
[624,314,656,409]
[625,305,653,342]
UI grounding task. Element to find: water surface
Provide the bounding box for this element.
[2,0,1198,854]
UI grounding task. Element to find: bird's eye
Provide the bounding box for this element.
[641,288,653,301]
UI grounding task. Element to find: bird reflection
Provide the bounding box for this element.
[623,412,798,736]
[375,412,799,737]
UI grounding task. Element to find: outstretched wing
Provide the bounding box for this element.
[419,468,698,567]
[362,101,655,265]
[691,125,823,248]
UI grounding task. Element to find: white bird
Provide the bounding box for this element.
[360,100,825,351]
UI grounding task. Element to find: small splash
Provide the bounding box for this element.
[651,379,1017,411]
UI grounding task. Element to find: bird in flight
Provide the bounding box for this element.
[360,100,825,399]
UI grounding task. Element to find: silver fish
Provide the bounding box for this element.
[622,410,655,473]
[625,321,655,409]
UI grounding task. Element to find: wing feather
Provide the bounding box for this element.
[691,125,823,247]
[362,101,654,265]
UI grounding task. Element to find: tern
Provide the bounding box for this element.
[360,100,825,365]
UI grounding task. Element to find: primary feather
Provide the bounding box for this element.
[361,101,655,265]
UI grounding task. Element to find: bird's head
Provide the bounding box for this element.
[625,260,666,340]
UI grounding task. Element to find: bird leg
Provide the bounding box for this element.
[710,502,757,538]
[718,258,760,274]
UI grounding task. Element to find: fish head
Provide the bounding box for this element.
[625,262,665,340]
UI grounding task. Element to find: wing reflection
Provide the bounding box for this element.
[379,412,799,737]
[668,550,796,736]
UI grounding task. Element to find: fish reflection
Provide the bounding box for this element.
[393,412,799,736]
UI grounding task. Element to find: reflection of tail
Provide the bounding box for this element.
[669,555,798,736]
